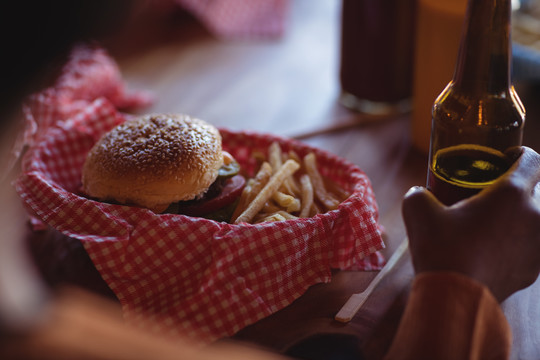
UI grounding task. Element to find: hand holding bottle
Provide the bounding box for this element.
[403,146,540,302]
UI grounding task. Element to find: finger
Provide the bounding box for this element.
[504,146,540,192]
[402,187,447,274]
[402,186,443,238]
[532,183,540,208]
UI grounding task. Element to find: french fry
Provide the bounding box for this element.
[288,150,304,196]
[257,213,287,223]
[256,211,298,223]
[231,179,254,222]
[234,159,300,224]
[304,153,340,211]
[268,142,283,173]
[280,177,300,198]
[275,210,298,220]
[299,174,314,218]
[272,191,301,213]
[262,201,281,213]
[324,177,351,201]
[309,202,322,217]
[251,150,267,165]
[269,142,295,195]
[287,150,302,165]
[231,143,348,223]
[269,142,301,196]
[246,162,273,201]
[231,162,272,222]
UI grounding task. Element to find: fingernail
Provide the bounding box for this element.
[405,186,423,197]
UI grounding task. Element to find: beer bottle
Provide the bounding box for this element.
[426,0,525,206]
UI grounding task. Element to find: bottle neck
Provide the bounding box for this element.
[452,0,512,95]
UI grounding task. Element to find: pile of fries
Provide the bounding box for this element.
[232,142,350,224]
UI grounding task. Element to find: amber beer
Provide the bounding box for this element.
[428,145,512,205]
[426,0,525,205]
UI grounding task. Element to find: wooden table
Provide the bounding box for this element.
[19,1,540,359]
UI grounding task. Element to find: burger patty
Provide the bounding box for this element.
[166,174,246,221]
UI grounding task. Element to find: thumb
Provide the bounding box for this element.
[402,186,443,240]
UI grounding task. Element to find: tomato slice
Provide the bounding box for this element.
[176,175,245,217]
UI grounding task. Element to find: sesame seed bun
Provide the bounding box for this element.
[82,113,224,213]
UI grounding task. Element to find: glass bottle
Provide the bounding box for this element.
[426,0,525,206]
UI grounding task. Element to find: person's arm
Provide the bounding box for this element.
[384,272,511,360]
[385,146,540,359]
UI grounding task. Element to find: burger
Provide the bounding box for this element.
[81,113,245,221]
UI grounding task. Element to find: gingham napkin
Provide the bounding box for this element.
[177,0,288,39]
[15,45,385,343]
[6,43,152,177]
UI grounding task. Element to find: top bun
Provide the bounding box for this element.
[82,113,224,212]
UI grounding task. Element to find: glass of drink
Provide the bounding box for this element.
[339,0,416,116]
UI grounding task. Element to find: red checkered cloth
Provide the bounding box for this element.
[177,0,288,39]
[14,45,385,344]
[5,43,153,176]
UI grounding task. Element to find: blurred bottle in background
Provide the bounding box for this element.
[339,0,416,116]
[411,0,468,153]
